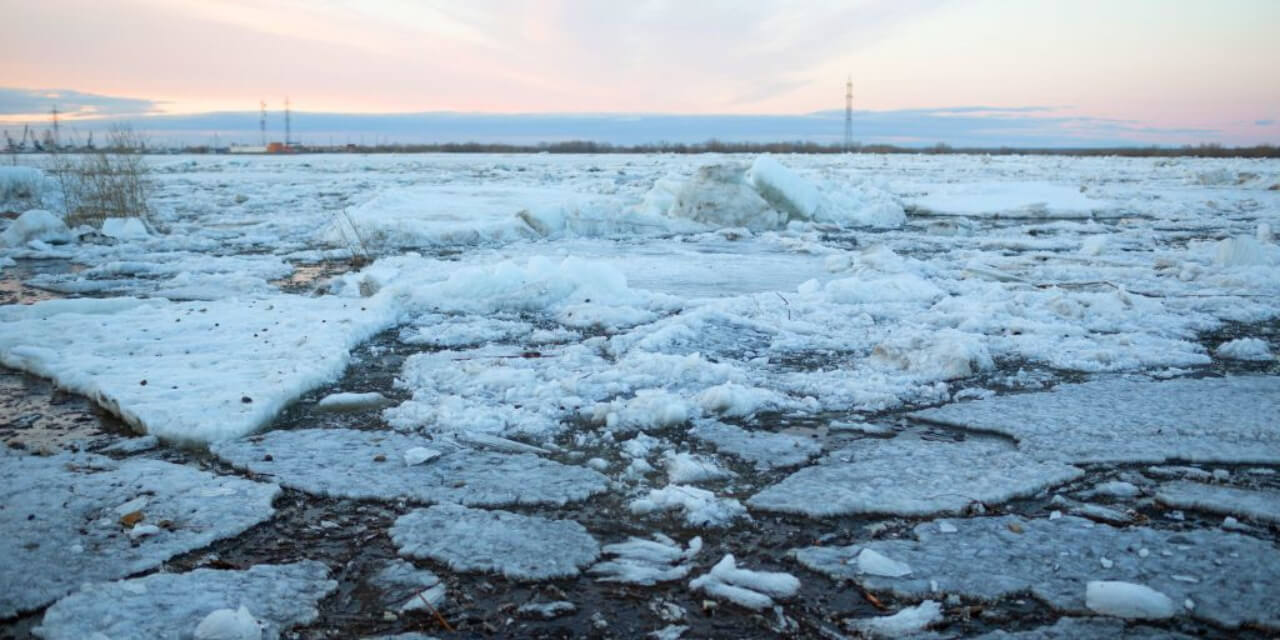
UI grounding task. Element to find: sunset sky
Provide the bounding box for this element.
[2,0,1277,146]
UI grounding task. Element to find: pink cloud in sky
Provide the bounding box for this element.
[1,0,1276,144]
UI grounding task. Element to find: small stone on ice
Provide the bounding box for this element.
[194,605,261,640]
[1100,557,1113,569]
[402,447,441,466]
[1085,581,1176,620]
[1138,548,1149,558]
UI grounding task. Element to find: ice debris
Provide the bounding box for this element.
[795,515,1280,630]
[588,534,702,585]
[390,504,600,581]
[33,562,335,640]
[370,560,446,613]
[845,600,942,638]
[212,428,607,507]
[0,450,278,618]
[315,391,393,412]
[630,485,749,528]
[749,435,1081,517]
[910,376,1280,464]
[689,554,800,611]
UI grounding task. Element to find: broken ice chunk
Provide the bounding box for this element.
[689,554,799,611]
[1086,581,1176,620]
[588,534,702,585]
[856,548,912,577]
[845,600,942,638]
[402,447,441,466]
[630,485,749,528]
[194,605,261,640]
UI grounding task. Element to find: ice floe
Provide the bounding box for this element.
[749,435,1081,517]
[796,514,1280,630]
[911,376,1280,464]
[0,449,278,618]
[390,504,599,581]
[688,421,821,470]
[1155,481,1280,525]
[0,292,404,445]
[212,428,607,507]
[33,562,335,640]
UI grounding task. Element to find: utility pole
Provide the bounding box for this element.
[260,100,267,146]
[284,97,292,147]
[51,105,61,151]
[844,75,853,152]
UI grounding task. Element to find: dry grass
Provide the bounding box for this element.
[51,125,152,228]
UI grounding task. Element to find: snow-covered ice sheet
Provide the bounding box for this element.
[212,428,607,507]
[910,376,1280,464]
[1155,481,1280,525]
[0,449,279,618]
[33,561,335,640]
[796,515,1280,630]
[904,181,1117,218]
[390,504,600,581]
[688,421,822,470]
[0,292,404,445]
[748,435,1082,517]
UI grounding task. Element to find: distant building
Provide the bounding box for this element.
[229,144,268,154]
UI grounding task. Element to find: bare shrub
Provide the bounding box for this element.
[51,125,152,228]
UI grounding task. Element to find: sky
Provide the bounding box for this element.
[1,0,1277,147]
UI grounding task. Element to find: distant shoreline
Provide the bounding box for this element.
[11,141,1279,159]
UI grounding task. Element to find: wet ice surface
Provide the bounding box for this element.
[0,449,279,618]
[33,561,335,640]
[796,515,1280,630]
[749,435,1083,516]
[212,428,608,507]
[911,376,1280,464]
[2,153,1279,637]
[390,504,600,581]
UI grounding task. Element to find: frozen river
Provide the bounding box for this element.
[1,152,1278,638]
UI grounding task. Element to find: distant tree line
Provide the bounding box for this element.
[176,139,1280,158]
